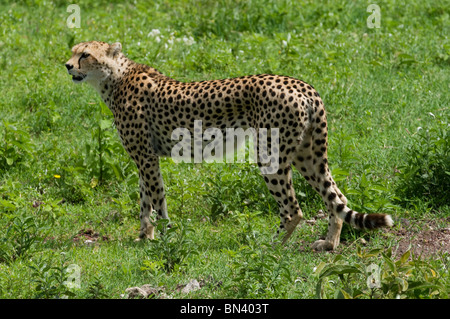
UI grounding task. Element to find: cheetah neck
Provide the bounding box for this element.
[93,55,166,112]
[90,53,135,110]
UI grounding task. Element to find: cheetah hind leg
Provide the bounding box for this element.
[310,212,343,251]
[310,181,347,250]
[292,153,348,251]
[311,178,347,251]
[293,155,393,251]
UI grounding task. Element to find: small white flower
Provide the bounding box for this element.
[282,40,288,48]
[428,112,435,118]
[183,36,195,46]
[417,127,422,131]
[155,36,161,43]
[148,29,161,37]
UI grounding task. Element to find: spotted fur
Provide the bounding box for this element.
[65,41,393,251]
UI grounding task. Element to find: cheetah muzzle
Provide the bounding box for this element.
[65,41,393,251]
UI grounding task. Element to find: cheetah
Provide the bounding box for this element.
[65,41,393,251]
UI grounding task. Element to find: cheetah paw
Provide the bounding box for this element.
[134,231,154,242]
[311,240,335,251]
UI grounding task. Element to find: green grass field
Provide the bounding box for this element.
[0,0,449,299]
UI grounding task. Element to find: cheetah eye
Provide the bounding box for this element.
[81,52,90,59]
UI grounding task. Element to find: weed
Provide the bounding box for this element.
[229,208,266,245]
[81,102,131,185]
[86,274,109,299]
[0,215,48,264]
[164,162,206,217]
[34,198,66,226]
[28,252,75,299]
[224,235,292,298]
[343,169,400,214]
[0,121,34,172]
[204,163,273,221]
[395,113,450,208]
[314,247,449,299]
[52,168,90,204]
[29,99,62,135]
[143,218,198,273]
[0,180,23,213]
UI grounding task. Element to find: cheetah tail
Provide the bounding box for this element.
[336,203,394,230]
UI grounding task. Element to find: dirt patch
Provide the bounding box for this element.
[392,218,450,258]
[296,216,450,258]
[73,228,110,244]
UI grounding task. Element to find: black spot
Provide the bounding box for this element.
[319,163,326,174]
[328,192,336,201]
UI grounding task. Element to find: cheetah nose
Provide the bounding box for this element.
[65,63,73,70]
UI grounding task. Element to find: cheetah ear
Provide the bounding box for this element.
[108,42,122,58]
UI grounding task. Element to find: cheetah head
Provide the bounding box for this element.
[65,41,122,84]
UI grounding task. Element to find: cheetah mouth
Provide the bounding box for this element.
[71,74,86,82]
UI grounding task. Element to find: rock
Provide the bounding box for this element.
[181,279,201,294]
[125,286,150,299]
[141,284,168,298]
[126,285,169,299]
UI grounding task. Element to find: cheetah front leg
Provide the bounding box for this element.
[260,164,303,244]
[135,155,168,241]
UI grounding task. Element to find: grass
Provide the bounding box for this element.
[0,0,449,299]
